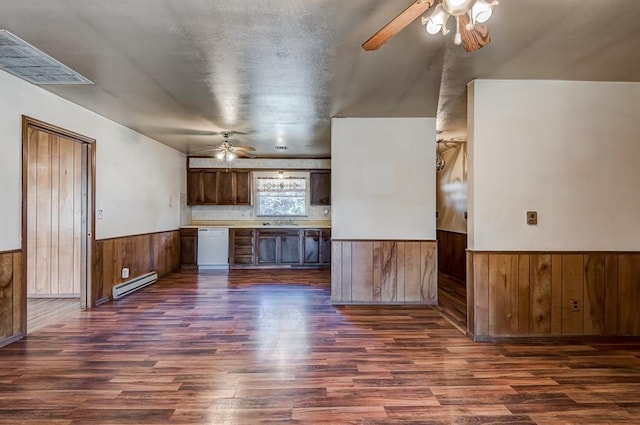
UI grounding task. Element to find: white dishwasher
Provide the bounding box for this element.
[197,228,229,270]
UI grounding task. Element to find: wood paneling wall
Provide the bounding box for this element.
[0,251,23,345]
[467,251,640,339]
[26,127,83,297]
[331,240,437,305]
[94,230,180,305]
[437,230,467,282]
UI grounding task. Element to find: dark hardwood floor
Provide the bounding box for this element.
[1,269,639,424]
[437,272,467,331]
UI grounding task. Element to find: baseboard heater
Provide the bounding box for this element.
[112,271,157,299]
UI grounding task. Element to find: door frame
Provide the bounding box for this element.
[21,116,96,333]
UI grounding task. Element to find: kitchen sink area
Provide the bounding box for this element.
[180,220,331,270]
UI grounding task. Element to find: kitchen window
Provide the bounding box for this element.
[256,176,307,217]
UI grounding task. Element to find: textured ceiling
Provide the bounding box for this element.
[1,0,639,157]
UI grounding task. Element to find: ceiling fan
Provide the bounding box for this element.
[362,0,497,53]
[191,131,256,161]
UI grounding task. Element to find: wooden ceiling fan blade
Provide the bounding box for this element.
[189,146,221,155]
[233,146,256,152]
[362,0,435,51]
[459,14,491,52]
[235,150,256,158]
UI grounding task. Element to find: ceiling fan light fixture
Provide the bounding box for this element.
[422,4,450,35]
[442,0,476,16]
[471,0,498,24]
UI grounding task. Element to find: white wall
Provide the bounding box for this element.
[0,70,185,251]
[468,79,640,251]
[331,117,436,240]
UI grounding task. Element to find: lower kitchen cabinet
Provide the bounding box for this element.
[230,229,256,265]
[180,228,198,268]
[303,229,331,265]
[231,228,329,268]
[280,231,301,263]
[257,230,301,264]
[257,233,277,263]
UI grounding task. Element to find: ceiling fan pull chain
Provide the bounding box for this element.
[454,15,462,45]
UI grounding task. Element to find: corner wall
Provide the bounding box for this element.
[0,69,185,250]
[330,118,437,304]
[467,80,640,339]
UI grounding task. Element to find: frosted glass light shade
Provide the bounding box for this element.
[422,4,450,35]
[471,0,499,23]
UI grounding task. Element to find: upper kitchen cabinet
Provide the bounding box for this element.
[187,169,251,206]
[218,170,251,205]
[187,170,217,205]
[310,171,331,206]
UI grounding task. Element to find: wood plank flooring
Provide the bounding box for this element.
[1,269,640,424]
[27,297,81,333]
[437,272,467,331]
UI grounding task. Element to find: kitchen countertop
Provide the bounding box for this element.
[182,220,331,229]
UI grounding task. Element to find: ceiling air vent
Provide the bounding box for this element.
[275,146,288,150]
[0,30,93,85]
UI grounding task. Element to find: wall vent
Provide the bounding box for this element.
[0,30,93,85]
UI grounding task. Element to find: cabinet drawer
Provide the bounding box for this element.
[234,236,254,246]
[234,246,254,256]
[233,255,254,265]
[234,229,255,238]
[181,228,198,237]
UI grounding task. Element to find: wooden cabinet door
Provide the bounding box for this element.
[280,231,301,264]
[310,171,331,205]
[235,171,251,205]
[303,230,320,264]
[187,170,217,205]
[257,234,278,263]
[202,171,217,204]
[231,229,255,265]
[180,228,198,267]
[217,171,234,204]
[320,229,331,264]
[187,170,202,205]
[216,171,251,205]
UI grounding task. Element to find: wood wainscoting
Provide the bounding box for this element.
[0,250,23,345]
[94,230,180,305]
[331,240,437,304]
[437,229,467,282]
[467,251,640,340]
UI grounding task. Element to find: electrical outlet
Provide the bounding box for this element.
[97,209,104,220]
[570,299,579,311]
[527,211,538,225]
[122,268,130,279]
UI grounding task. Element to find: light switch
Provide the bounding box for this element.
[527,211,537,225]
[97,209,104,220]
